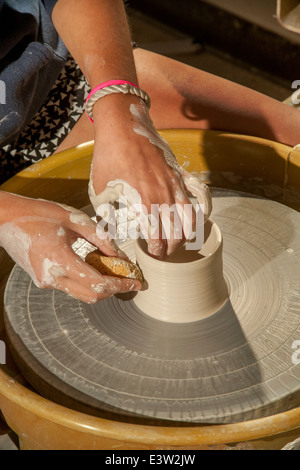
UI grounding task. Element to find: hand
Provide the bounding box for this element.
[0,193,141,303]
[89,96,212,259]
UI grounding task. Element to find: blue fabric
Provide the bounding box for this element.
[42,0,60,16]
[0,0,68,147]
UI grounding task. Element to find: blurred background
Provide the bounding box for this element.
[126,0,300,101]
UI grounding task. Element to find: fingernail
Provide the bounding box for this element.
[129,280,142,291]
[148,241,165,259]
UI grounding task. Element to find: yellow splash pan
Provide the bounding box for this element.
[0,129,300,450]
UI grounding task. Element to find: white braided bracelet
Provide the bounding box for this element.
[85,81,151,123]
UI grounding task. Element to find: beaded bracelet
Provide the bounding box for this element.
[85,80,151,123]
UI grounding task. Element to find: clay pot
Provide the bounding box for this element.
[133,220,229,323]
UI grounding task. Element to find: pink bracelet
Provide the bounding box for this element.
[85,79,151,123]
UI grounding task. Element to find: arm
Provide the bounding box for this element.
[52,0,138,89]
[52,0,206,259]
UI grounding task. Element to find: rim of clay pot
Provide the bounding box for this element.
[133,219,229,323]
[134,219,223,267]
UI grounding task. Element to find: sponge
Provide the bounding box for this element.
[85,249,143,284]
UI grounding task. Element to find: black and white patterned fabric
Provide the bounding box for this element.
[0,56,89,185]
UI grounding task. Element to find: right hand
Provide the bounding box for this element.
[89,97,212,259]
[0,192,141,304]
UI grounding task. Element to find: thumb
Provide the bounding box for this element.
[69,211,128,260]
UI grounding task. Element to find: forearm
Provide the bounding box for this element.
[51,0,205,260]
[52,0,138,89]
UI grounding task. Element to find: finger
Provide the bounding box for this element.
[174,187,197,242]
[63,249,142,294]
[68,210,128,259]
[147,238,166,259]
[146,202,166,259]
[181,171,213,222]
[89,274,142,297]
[159,203,184,257]
[56,274,141,304]
[55,276,107,304]
[158,175,192,257]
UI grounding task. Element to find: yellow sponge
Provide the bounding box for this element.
[85,250,143,284]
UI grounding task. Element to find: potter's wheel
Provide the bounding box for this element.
[3,189,300,424]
